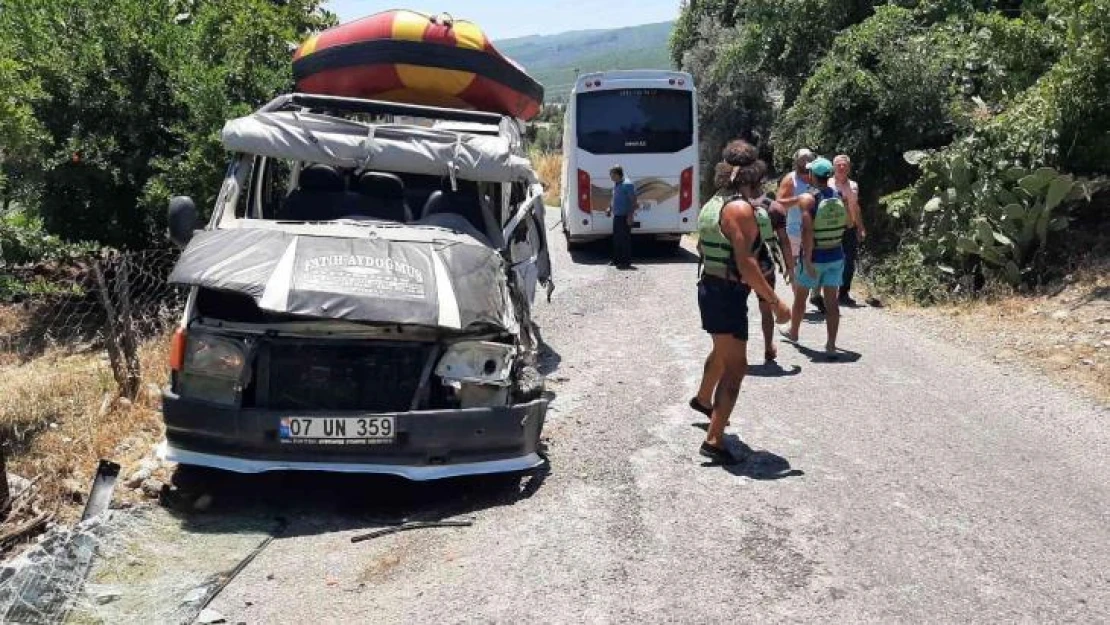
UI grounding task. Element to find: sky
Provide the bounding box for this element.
[324,1,682,40]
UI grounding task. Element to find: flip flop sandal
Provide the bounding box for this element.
[699,442,746,465]
[688,398,712,417]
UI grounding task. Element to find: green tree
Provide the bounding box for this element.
[884,0,1110,292]
[0,0,335,250]
[772,6,1060,207]
[0,37,47,212]
[670,0,742,67]
[680,21,776,195]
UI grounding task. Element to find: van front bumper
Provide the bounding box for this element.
[160,391,547,480]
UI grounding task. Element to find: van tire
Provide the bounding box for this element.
[170,464,222,492]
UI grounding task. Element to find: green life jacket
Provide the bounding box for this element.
[754,200,787,275]
[698,194,761,280]
[754,204,776,244]
[813,193,848,250]
[698,194,733,279]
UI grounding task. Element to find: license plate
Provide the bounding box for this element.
[279,417,396,445]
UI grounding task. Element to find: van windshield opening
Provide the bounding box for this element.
[575,88,693,155]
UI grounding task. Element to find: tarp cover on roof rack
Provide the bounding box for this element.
[220,111,537,183]
[168,228,517,332]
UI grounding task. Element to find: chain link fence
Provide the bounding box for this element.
[0,249,185,395]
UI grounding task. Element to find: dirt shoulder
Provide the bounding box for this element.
[0,328,173,558]
[878,263,1109,406]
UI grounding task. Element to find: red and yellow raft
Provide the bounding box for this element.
[292,10,544,120]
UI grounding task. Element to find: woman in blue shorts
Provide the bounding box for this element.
[783,157,846,357]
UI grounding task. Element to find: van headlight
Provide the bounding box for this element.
[178,333,250,406]
[436,341,515,387]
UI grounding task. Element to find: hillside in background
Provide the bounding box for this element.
[497,21,675,102]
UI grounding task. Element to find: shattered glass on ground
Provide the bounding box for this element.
[0,507,277,624]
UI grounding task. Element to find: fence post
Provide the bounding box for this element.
[92,258,136,399]
[114,257,142,398]
[0,443,9,520]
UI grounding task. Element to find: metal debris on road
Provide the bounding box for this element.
[80,460,121,522]
[188,517,288,621]
[350,520,475,544]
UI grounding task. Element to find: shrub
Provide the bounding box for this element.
[865,240,952,304]
[530,152,563,206]
[879,0,1110,290]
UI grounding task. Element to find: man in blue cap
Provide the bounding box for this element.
[782,157,848,358]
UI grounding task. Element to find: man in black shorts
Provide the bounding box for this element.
[691,141,791,465]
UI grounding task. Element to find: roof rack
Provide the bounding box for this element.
[260,93,507,125]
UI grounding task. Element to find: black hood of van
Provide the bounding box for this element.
[168,228,514,332]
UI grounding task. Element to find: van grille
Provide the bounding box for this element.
[265,342,430,412]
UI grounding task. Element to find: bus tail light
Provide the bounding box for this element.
[577,169,591,213]
[679,167,694,211]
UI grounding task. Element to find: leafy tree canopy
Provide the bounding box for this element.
[677,0,1109,294]
[0,0,335,250]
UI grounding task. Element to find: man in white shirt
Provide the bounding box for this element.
[832,154,865,306]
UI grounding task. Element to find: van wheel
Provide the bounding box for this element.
[170,464,221,492]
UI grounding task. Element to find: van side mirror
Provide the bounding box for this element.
[167,196,198,248]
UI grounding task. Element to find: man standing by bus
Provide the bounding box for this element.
[606,165,638,269]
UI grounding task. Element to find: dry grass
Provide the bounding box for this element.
[888,260,1109,405]
[0,306,32,366]
[1,335,172,528]
[531,151,563,206]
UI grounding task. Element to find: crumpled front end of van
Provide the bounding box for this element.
[159,226,547,480]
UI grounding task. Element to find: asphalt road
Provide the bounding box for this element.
[205,218,1109,624]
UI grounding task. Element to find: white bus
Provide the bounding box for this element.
[559,70,699,248]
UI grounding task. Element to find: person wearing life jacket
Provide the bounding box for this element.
[775,148,816,264]
[809,153,867,313]
[693,161,739,262]
[689,160,737,420]
[751,192,793,362]
[783,157,848,357]
[691,140,791,465]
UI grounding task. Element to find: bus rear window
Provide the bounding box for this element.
[575,89,693,155]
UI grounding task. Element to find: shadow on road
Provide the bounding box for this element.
[567,238,698,266]
[747,361,802,378]
[700,436,805,481]
[536,334,563,376]
[162,460,551,540]
[786,341,862,364]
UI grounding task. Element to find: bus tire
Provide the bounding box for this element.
[563,228,584,251]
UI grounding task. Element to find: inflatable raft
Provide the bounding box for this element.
[292,10,544,120]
